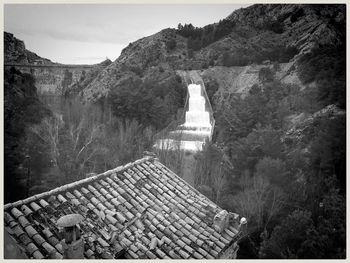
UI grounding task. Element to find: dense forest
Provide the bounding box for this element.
[192,43,346,258]
[4,68,51,202]
[177,20,298,67]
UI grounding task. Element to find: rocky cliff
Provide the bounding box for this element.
[4,32,52,64]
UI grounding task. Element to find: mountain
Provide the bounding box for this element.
[3,4,346,258]
[4,32,53,64]
[79,4,344,104]
[78,4,345,258]
[80,28,187,101]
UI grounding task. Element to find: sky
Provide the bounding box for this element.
[4,4,249,64]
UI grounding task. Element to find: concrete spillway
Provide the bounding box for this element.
[185,84,211,125]
[155,83,213,152]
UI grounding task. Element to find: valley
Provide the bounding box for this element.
[4,4,346,259]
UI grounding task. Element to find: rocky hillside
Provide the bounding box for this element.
[194,4,344,64]
[4,32,52,64]
[67,59,112,96]
[79,4,345,104]
[80,28,188,101]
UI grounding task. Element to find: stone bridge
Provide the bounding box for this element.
[4,63,96,70]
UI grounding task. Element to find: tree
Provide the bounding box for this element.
[259,210,317,258]
[4,68,50,202]
[255,157,287,187]
[166,38,177,51]
[229,157,286,232]
[259,189,346,260]
[193,143,229,204]
[228,125,284,175]
[259,67,274,83]
[108,72,185,130]
[30,100,109,184]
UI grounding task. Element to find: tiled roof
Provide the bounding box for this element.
[4,156,242,259]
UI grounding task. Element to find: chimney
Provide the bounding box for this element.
[143,151,157,160]
[238,217,248,234]
[213,210,230,233]
[57,214,84,259]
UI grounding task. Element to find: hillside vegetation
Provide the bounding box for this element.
[4,68,51,202]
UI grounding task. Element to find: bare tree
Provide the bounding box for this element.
[30,114,63,170]
[232,171,285,231]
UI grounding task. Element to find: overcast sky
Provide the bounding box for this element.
[4,4,249,64]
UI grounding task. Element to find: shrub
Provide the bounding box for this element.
[259,67,274,82]
[297,44,345,108]
[166,38,176,51]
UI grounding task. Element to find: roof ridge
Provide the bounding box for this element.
[4,156,154,210]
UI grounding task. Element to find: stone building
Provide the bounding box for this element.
[4,155,245,259]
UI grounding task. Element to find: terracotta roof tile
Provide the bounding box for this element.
[188,234,198,243]
[11,207,24,219]
[154,248,168,258]
[29,202,41,212]
[206,252,216,259]
[162,218,171,226]
[219,235,231,244]
[41,228,53,238]
[161,236,171,245]
[167,250,180,259]
[4,156,241,259]
[177,248,190,259]
[55,242,64,253]
[176,239,186,248]
[18,214,30,226]
[167,225,177,233]
[181,227,192,237]
[26,243,43,258]
[32,233,46,246]
[145,250,157,259]
[148,226,158,236]
[139,236,150,246]
[12,224,25,237]
[152,229,162,240]
[84,249,95,259]
[24,225,39,238]
[182,236,192,246]
[17,205,33,219]
[19,233,32,246]
[105,214,117,225]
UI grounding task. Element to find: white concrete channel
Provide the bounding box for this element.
[154,75,214,152]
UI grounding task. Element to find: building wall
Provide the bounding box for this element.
[4,229,28,259]
[219,242,239,259]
